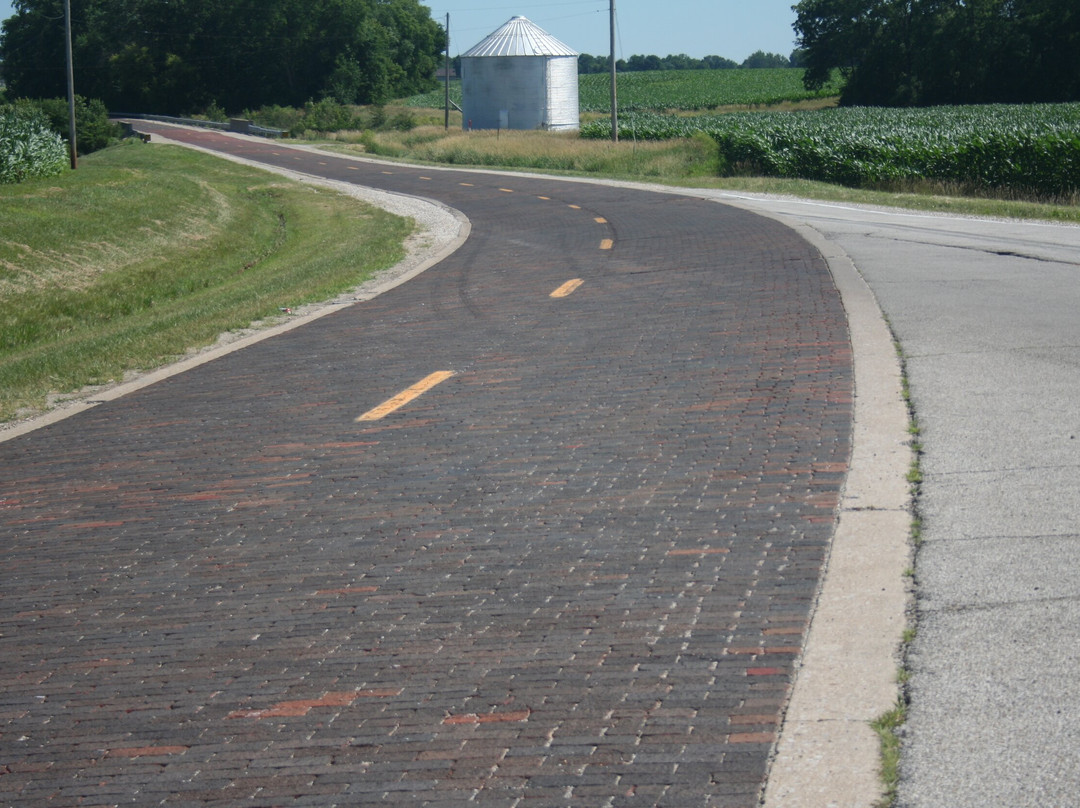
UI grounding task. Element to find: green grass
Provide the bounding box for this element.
[871,698,907,806]
[0,140,413,422]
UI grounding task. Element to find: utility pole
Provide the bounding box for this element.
[64,0,77,168]
[444,13,450,130]
[609,0,617,143]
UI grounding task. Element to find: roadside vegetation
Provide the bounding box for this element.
[0,104,67,184]
[580,103,1080,203]
[393,70,1080,209]
[327,110,1080,220]
[0,142,411,423]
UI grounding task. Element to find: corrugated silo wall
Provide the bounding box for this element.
[462,56,547,130]
[545,56,580,131]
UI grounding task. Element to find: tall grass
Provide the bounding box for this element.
[337,126,721,178]
[0,141,412,422]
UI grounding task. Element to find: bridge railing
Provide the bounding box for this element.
[113,113,285,139]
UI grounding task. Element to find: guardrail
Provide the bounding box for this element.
[113,113,285,138]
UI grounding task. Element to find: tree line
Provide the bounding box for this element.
[794,0,1080,105]
[0,0,446,114]
[577,50,798,74]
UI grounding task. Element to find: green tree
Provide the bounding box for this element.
[794,0,1080,105]
[741,50,791,68]
[0,0,446,113]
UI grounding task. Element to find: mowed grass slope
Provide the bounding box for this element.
[0,141,413,423]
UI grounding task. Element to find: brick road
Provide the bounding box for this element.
[0,127,852,807]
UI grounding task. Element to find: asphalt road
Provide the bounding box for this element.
[0,128,854,807]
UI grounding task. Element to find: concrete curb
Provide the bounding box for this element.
[736,209,913,808]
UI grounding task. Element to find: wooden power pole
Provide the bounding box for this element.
[64,0,77,168]
[444,13,450,130]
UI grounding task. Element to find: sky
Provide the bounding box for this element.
[0,0,801,64]
[433,0,801,62]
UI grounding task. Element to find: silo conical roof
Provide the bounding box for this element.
[461,16,578,58]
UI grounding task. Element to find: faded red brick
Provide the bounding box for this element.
[108,746,188,758]
[729,732,776,744]
[729,714,779,725]
[444,710,530,725]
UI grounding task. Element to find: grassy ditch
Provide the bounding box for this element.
[0,140,412,423]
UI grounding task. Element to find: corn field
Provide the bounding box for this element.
[581,104,1080,197]
[578,68,841,112]
[405,68,841,112]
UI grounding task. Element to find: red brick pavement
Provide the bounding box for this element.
[0,127,852,806]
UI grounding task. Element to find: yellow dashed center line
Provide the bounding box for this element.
[499,188,514,193]
[348,165,359,170]
[551,279,584,298]
[595,217,607,224]
[460,182,474,187]
[568,204,581,209]
[537,195,551,200]
[420,177,432,181]
[381,171,393,175]
[600,239,614,250]
[356,371,456,422]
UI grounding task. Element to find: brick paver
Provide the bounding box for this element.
[0,127,852,806]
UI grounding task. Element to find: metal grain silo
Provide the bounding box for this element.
[460,16,579,132]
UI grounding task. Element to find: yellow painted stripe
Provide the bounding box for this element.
[382,171,393,175]
[460,182,475,187]
[595,217,607,224]
[356,371,455,422]
[348,165,359,170]
[537,195,551,200]
[568,204,581,209]
[420,176,432,181]
[499,188,514,193]
[600,238,614,250]
[551,279,584,298]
